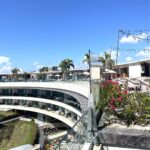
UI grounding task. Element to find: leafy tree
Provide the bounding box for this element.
[11,68,20,74]
[51,66,58,71]
[39,67,49,73]
[59,59,74,80]
[11,68,20,81]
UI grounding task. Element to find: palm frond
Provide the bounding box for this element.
[98,57,105,64]
[83,53,90,64]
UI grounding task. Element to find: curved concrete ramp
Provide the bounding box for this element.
[0,105,78,130]
[0,96,82,117]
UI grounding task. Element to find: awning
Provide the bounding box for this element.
[83,71,90,75]
[105,69,116,74]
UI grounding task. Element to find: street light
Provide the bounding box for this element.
[83,50,92,93]
[89,49,92,93]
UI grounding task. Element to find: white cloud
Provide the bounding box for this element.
[0,56,12,74]
[76,61,88,69]
[33,62,43,71]
[18,68,24,74]
[120,32,149,44]
[120,35,139,44]
[110,50,119,60]
[138,32,149,40]
[105,50,119,60]
[0,56,10,64]
[33,62,38,66]
[126,57,132,62]
[136,49,150,59]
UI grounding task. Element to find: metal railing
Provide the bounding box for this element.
[0,77,90,82]
[54,109,88,150]
[50,94,100,150]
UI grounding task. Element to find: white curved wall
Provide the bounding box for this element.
[0,81,90,98]
[0,96,82,117]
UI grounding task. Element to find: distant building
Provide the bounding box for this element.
[0,69,90,81]
[115,59,150,78]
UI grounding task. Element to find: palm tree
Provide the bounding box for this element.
[83,53,91,75]
[83,53,90,65]
[59,59,74,80]
[11,68,20,81]
[98,52,115,79]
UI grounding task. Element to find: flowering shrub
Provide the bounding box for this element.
[97,80,150,126]
[97,80,128,112]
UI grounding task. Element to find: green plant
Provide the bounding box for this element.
[97,80,150,126]
[121,92,150,126]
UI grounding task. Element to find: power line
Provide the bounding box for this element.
[116,29,150,65]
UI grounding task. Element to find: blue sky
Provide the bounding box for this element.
[0,0,150,73]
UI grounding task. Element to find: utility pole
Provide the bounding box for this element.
[116,29,150,65]
[116,30,123,65]
[116,30,120,65]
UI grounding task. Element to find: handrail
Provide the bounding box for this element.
[55,109,89,150]
[54,94,100,150]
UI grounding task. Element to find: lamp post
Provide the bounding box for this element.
[83,50,92,93]
[89,49,92,93]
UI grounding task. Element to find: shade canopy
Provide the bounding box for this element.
[83,71,90,75]
[48,74,54,76]
[105,69,116,74]
[55,74,61,77]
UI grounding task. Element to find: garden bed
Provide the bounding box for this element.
[0,120,37,150]
[0,111,18,122]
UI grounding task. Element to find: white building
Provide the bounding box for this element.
[115,59,150,78]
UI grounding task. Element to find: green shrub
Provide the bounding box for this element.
[97,80,150,126]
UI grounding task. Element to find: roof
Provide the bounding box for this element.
[115,59,150,68]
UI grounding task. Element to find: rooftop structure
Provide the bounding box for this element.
[115,59,150,78]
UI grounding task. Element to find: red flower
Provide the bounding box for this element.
[118,97,122,102]
[111,97,115,101]
[124,90,128,94]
